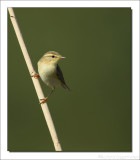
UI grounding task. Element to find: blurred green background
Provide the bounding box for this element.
[8,8,131,151]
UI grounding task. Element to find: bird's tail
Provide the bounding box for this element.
[61,83,70,91]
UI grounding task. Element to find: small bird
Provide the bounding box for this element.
[32,51,70,104]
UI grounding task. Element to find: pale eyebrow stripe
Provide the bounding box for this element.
[44,54,52,57]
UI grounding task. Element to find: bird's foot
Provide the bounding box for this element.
[31,73,40,79]
[40,97,48,104]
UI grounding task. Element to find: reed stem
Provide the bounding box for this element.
[8,7,62,151]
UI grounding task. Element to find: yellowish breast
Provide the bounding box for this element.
[38,62,60,87]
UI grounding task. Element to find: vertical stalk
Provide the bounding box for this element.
[8,8,62,151]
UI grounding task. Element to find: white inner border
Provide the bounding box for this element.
[1,1,139,159]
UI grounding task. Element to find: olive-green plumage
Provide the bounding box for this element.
[37,51,69,103]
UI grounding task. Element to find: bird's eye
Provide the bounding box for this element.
[52,55,55,58]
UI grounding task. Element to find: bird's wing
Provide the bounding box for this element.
[56,64,70,91]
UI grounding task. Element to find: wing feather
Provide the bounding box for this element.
[56,65,70,91]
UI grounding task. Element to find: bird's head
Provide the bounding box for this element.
[40,51,65,65]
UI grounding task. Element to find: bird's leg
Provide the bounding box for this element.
[40,88,55,104]
[31,72,40,79]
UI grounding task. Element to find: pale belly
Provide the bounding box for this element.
[38,63,61,88]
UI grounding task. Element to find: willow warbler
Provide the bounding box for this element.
[32,51,70,104]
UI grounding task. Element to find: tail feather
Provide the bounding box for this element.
[61,83,70,91]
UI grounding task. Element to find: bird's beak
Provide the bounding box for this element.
[60,56,66,59]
